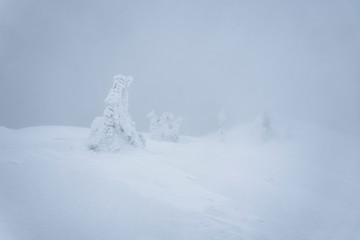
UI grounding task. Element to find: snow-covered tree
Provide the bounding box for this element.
[147,111,158,136]
[261,112,274,141]
[147,111,182,142]
[217,110,226,140]
[87,74,145,152]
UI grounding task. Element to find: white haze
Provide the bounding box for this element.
[0,0,359,136]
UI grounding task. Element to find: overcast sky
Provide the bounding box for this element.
[0,0,359,136]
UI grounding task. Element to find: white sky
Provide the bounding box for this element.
[0,0,359,136]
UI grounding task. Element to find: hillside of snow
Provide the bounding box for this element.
[0,119,359,240]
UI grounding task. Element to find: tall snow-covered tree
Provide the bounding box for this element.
[217,110,226,140]
[261,112,274,141]
[147,111,182,142]
[87,74,145,152]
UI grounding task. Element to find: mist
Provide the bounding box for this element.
[1,0,359,136]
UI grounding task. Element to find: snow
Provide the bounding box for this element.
[0,119,359,240]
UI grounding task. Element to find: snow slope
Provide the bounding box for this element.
[0,120,359,240]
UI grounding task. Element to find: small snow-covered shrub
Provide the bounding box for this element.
[147,111,182,142]
[87,74,145,152]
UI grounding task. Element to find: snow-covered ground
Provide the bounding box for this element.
[0,119,359,240]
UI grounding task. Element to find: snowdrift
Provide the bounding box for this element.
[0,120,359,240]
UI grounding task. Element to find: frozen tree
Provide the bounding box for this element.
[217,110,226,140]
[87,74,145,152]
[147,111,182,142]
[261,112,274,141]
[147,111,158,136]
